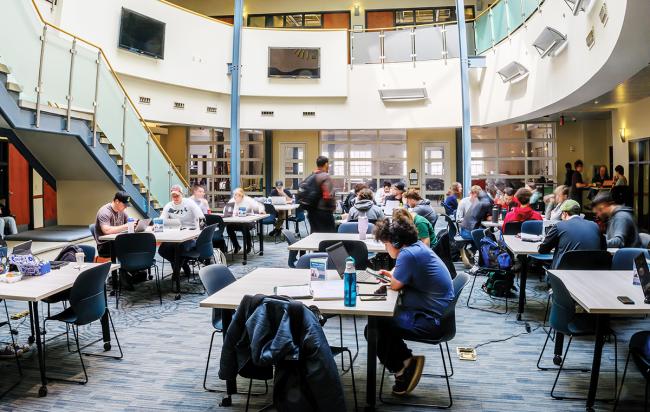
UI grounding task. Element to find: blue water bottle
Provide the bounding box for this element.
[344,257,357,307]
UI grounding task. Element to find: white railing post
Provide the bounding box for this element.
[35,25,47,128]
[411,27,416,67]
[65,38,77,132]
[91,51,101,147]
[379,30,385,68]
[121,96,127,184]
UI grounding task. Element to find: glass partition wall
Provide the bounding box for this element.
[188,128,265,210]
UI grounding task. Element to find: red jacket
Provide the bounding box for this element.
[502,206,542,231]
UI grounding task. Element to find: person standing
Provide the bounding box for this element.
[269,181,293,237]
[563,162,574,187]
[299,156,336,233]
[570,160,589,207]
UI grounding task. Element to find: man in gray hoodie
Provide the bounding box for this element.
[347,188,385,222]
[404,189,439,228]
[592,191,641,248]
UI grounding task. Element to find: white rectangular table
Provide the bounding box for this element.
[216,214,270,264]
[288,232,386,253]
[0,262,119,397]
[200,268,397,409]
[548,270,650,410]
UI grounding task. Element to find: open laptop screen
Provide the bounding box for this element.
[326,242,349,276]
[635,253,650,303]
[12,240,32,255]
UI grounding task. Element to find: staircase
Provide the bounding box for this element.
[0,0,187,217]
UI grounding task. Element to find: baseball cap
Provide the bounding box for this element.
[394,182,406,192]
[591,191,614,207]
[113,191,131,205]
[170,184,183,195]
[275,180,284,187]
[560,199,581,215]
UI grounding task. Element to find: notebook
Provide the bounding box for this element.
[274,284,312,299]
[311,280,344,301]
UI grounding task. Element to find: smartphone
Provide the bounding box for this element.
[360,295,386,301]
[617,296,635,305]
[366,268,390,283]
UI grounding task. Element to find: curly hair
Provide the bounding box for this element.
[374,214,418,247]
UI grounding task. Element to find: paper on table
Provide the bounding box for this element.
[274,284,313,299]
[383,200,400,217]
[311,280,344,301]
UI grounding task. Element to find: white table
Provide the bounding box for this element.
[288,232,386,253]
[0,262,119,397]
[200,268,397,410]
[272,204,299,212]
[216,214,270,264]
[548,270,650,410]
[481,220,501,229]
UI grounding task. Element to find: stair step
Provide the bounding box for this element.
[108,148,121,157]
[115,159,123,166]
[0,62,10,75]
[6,82,23,93]
[99,136,110,145]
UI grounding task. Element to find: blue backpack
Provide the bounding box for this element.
[479,235,512,270]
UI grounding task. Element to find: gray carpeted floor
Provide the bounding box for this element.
[1,226,648,411]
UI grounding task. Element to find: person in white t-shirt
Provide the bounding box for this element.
[226,187,264,254]
[190,184,210,215]
[455,185,481,223]
[158,185,205,277]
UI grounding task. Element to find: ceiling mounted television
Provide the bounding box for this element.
[268,47,320,79]
[119,8,166,59]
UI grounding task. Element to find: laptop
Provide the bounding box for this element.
[326,242,387,285]
[271,196,287,205]
[223,202,236,218]
[635,253,650,304]
[134,218,151,233]
[12,240,32,255]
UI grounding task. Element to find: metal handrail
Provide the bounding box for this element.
[28,0,189,188]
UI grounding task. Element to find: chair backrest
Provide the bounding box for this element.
[199,264,237,328]
[264,203,278,218]
[114,233,156,272]
[69,262,111,325]
[433,229,457,279]
[295,252,334,269]
[640,233,650,249]
[441,214,457,238]
[438,272,470,342]
[195,224,219,259]
[557,250,612,270]
[521,220,543,235]
[338,222,375,234]
[204,214,226,239]
[547,273,579,335]
[78,244,96,263]
[612,248,650,270]
[318,240,369,270]
[503,221,523,235]
[293,206,306,221]
[282,229,299,268]
[282,229,298,245]
[89,224,97,241]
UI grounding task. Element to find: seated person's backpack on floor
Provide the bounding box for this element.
[479,233,515,298]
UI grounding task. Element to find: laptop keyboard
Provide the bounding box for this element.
[357,270,380,284]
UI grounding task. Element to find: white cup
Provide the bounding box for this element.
[75,252,85,264]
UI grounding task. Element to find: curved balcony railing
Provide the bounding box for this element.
[474,0,546,54]
[0,0,188,208]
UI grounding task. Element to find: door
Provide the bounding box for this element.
[8,144,30,229]
[280,143,306,191]
[366,11,394,29]
[421,142,451,203]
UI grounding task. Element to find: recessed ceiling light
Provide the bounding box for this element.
[594,100,599,104]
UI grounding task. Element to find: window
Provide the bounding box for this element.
[629,138,650,232]
[247,13,323,28]
[320,130,407,195]
[188,128,265,210]
[393,6,475,26]
[470,123,556,189]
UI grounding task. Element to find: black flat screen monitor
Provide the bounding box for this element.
[268,47,320,79]
[119,8,166,59]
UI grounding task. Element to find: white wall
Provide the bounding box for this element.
[612,96,650,169]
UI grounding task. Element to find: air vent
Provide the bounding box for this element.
[206,106,217,114]
[173,102,185,110]
[599,2,608,26]
[261,110,274,117]
[302,111,316,117]
[585,28,595,49]
[139,96,151,105]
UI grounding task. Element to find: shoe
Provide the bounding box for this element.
[244,244,252,255]
[268,229,277,237]
[392,356,425,396]
[233,246,241,255]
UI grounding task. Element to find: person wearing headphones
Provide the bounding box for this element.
[368,216,454,396]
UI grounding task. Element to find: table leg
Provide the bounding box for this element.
[517,254,528,321]
[29,302,48,397]
[101,285,112,350]
[366,316,378,411]
[109,242,118,296]
[174,243,182,300]
[586,314,608,411]
[258,220,264,256]
[220,309,237,407]
[242,227,249,266]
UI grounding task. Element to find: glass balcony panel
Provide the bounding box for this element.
[414,26,444,61]
[123,106,149,188]
[41,32,73,109]
[96,62,126,150]
[351,31,382,64]
[71,44,100,113]
[384,29,413,63]
[474,12,493,54]
[491,2,509,43]
[507,0,525,32]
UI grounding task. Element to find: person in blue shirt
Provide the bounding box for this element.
[443,182,462,217]
[367,217,454,396]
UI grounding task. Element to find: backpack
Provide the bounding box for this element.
[482,270,515,298]
[295,173,321,208]
[479,235,512,270]
[479,234,515,297]
[54,244,85,262]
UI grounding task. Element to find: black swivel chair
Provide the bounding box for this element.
[287,206,308,237]
[181,224,220,276]
[43,262,123,385]
[261,203,279,242]
[614,331,650,411]
[433,229,457,279]
[379,272,470,408]
[0,298,22,398]
[114,232,161,307]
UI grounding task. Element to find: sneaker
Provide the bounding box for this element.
[392,356,425,396]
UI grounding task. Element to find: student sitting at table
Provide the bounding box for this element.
[226,187,265,254]
[404,189,438,228]
[190,184,210,215]
[591,191,641,248]
[368,216,454,396]
[613,164,628,186]
[455,185,480,224]
[385,182,406,203]
[538,200,605,269]
[544,185,569,222]
[268,181,293,237]
[93,191,132,259]
[501,188,542,232]
[393,208,435,246]
[496,187,520,212]
[375,180,392,206]
[158,185,205,277]
[459,190,493,241]
[442,182,462,217]
[347,188,384,223]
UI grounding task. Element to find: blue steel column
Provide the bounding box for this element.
[455,0,472,197]
[230,0,243,190]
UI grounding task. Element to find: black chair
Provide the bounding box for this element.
[281,229,304,268]
[295,252,334,269]
[441,214,465,265]
[503,221,523,235]
[204,214,227,253]
[556,250,612,270]
[287,206,308,237]
[379,272,470,408]
[0,298,21,399]
[433,229,457,279]
[181,224,220,276]
[614,331,650,411]
[318,240,369,270]
[537,273,617,401]
[465,228,513,314]
[261,203,279,241]
[114,232,161,307]
[43,262,123,385]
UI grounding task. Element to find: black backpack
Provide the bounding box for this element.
[54,244,84,262]
[296,173,321,208]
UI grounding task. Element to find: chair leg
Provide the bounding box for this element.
[466,271,508,315]
[203,330,221,392]
[43,321,88,385]
[80,310,123,360]
[550,336,573,399]
[154,265,162,305]
[613,352,631,412]
[0,301,22,399]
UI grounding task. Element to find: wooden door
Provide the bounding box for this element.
[323,12,350,29]
[366,11,394,29]
[8,144,30,227]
